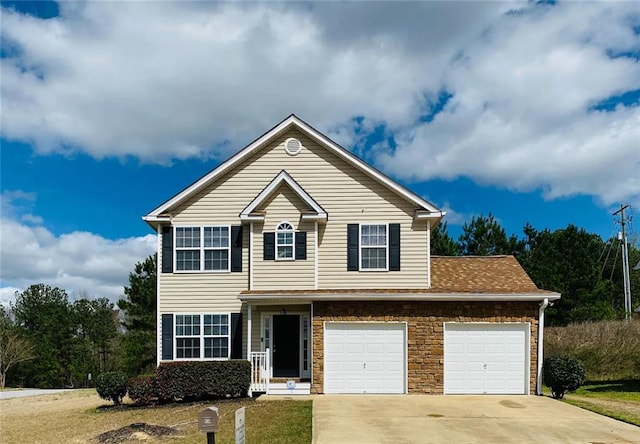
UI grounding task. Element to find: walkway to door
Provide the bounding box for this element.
[312,395,640,443]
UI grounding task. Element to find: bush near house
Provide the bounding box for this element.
[95,372,128,405]
[127,375,156,406]
[155,360,250,403]
[544,355,586,399]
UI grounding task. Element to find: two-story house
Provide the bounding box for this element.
[143,115,559,396]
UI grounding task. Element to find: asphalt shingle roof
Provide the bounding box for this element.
[430,255,542,293]
[242,255,554,296]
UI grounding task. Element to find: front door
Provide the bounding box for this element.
[273,315,300,377]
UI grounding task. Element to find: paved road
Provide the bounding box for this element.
[313,395,640,443]
[0,389,79,400]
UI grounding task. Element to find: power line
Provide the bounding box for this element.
[612,204,632,320]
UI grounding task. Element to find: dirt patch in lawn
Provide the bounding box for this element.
[96,423,182,443]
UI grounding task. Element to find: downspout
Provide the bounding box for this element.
[536,298,549,395]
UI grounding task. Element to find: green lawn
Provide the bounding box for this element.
[560,380,640,427]
[570,380,640,401]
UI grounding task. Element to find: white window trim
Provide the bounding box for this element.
[359,222,389,271]
[174,313,231,361]
[174,225,231,273]
[275,221,295,261]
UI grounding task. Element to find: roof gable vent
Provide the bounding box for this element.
[284,138,302,156]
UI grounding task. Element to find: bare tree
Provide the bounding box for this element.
[0,305,35,388]
[0,312,36,388]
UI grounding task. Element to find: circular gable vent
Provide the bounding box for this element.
[284,138,302,156]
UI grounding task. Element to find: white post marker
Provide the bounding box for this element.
[235,407,245,444]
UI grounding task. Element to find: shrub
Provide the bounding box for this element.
[543,355,586,399]
[128,375,156,406]
[155,360,250,403]
[95,372,128,405]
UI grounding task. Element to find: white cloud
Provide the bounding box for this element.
[0,192,156,306]
[0,287,21,309]
[436,203,472,227]
[1,1,639,207]
[376,2,640,207]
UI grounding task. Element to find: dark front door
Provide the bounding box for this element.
[273,315,300,377]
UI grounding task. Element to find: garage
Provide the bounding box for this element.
[324,322,406,394]
[444,323,529,395]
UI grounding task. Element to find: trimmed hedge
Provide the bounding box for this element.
[95,372,128,405]
[543,354,586,399]
[128,375,156,406]
[156,360,250,402]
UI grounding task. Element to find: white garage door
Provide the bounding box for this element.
[324,322,406,394]
[444,323,529,395]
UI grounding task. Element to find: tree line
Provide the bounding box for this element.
[433,214,640,325]
[2,216,638,388]
[1,255,157,388]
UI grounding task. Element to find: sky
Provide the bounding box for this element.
[1,1,639,307]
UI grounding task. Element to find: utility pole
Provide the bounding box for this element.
[613,204,632,320]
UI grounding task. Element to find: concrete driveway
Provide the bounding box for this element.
[313,395,640,443]
[0,389,78,400]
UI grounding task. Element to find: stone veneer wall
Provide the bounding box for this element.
[311,300,539,394]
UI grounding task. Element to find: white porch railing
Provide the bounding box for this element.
[249,349,270,395]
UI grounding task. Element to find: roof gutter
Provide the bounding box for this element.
[536,298,550,395]
[239,292,561,302]
[141,215,171,229]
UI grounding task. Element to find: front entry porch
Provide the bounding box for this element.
[247,303,311,395]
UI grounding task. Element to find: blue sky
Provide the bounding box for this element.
[1,1,639,305]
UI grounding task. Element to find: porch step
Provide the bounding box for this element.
[267,382,311,395]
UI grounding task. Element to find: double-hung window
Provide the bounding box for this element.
[360,224,387,270]
[175,315,201,358]
[175,314,230,359]
[175,226,230,271]
[276,222,294,260]
[203,314,229,358]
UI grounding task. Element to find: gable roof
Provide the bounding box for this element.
[239,255,560,301]
[240,170,327,222]
[144,114,444,226]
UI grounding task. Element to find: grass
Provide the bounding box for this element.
[543,320,640,426]
[0,390,312,443]
[545,319,640,380]
[547,380,640,427]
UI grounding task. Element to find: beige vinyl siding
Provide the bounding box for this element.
[253,185,316,290]
[157,224,248,313]
[161,128,428,313]
[156,231,249,361]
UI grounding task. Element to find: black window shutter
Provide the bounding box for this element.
[389,223,401,271]
[231,226,243,272]
[295,231,307,260]
[347,224,359,271]
[161,226,173,273]
[263,232,275,260]
[161,314,173,360]
[230,313,243,359]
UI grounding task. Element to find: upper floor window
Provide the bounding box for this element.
[276,222,294,260]
[175,226,230,271]
[360,224,387,270]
